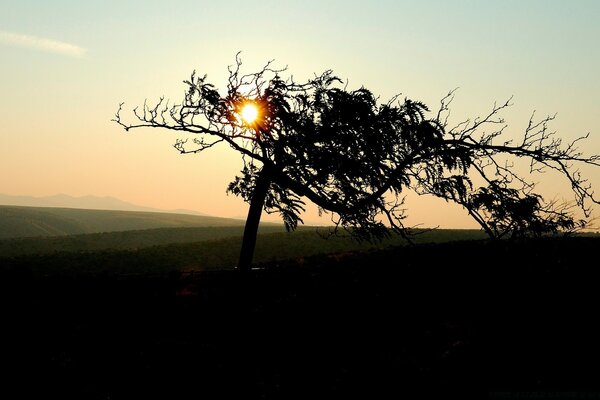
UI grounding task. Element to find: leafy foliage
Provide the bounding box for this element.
[467,182,586,238]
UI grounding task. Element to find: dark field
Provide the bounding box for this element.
[0,227,486,274]
[2,237,599,399]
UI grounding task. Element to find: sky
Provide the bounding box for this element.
[1,0,599,228]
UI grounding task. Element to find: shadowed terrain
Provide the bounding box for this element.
[2,237,599,398]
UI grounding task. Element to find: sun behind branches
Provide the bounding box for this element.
[240,102,259,125]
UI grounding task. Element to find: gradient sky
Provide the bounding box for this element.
[1,0,599,227]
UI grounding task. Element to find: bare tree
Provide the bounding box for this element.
[114,55,600,269]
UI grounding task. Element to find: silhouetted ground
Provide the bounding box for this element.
[2,237,599,399]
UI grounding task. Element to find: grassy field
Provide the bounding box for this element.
[0,225,288,257]
[0,205,252,239]
[0,227,487,276]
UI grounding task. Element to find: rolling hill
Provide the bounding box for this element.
[0,205,256,239]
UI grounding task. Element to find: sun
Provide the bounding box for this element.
[240,102,259,125]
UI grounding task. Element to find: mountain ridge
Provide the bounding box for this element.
[0,193,207,216]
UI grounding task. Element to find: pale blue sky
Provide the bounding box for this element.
[1,0,599,226]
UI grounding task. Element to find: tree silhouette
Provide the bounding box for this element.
[412,91,598,238]
[114,55,600,270]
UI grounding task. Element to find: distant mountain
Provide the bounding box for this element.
[0,193,206,216]
[0,205,253,239]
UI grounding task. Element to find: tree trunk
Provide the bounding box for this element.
[237,166,271,271]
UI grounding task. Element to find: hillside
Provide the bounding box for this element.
[0,205,253,239]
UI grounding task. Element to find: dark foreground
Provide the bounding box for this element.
[2,237,600,399]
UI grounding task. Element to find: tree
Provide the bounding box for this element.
[114,55,600,270]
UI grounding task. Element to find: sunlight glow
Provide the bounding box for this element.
[241,103,259,125]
